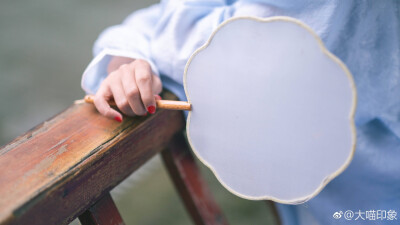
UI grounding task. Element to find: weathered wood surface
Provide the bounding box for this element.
[79,193,124,225]
[162,134,229,225]
[0,92,185,225]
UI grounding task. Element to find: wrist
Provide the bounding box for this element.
[107,56,135,73]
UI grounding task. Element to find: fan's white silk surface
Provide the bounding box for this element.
[184,17,357,204]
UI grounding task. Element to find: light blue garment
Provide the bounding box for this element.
[81,1,400,224]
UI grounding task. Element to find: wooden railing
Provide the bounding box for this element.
[0,91,281,225]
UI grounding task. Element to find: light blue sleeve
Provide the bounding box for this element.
[81,0,282,96]
[81,3,162,94]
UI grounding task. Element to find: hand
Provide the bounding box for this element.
[94,57,162,122]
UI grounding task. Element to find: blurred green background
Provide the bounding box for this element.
[0,0,279,224]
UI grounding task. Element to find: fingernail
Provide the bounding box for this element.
[155,95,162,100]
[114,116,123,122]
[147,105,156,114]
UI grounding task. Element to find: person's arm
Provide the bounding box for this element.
[81,3,163,121]
[82,0,279,121]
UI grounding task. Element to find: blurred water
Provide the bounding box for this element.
[0,1,279,224]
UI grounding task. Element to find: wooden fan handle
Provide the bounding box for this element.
[83,95,191,111]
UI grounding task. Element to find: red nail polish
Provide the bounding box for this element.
[156,95,162,100]
[147,105,156,114]
[114,116,122,122]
